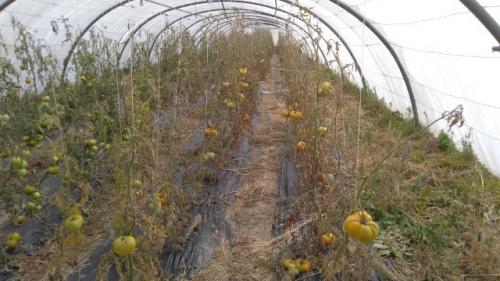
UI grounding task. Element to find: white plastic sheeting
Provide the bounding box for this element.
[1,0,499,175]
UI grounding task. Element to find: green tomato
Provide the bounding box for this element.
[28,139,38,147]
[63,171,71,181]
[86,139,97,147]
[26,202,37,211]
[5,238,19,249]
[41,95,50,102]
[17,169,28,177]
[0,150,11,158]
[225,101,235,109]
[24,185,37,195]
[112,236,136,256]
[11,156,22,169]
[16,215,26,225]
[32,192,41,199]
[21,160,28,169]
[21,136,31,143]
[98,143,111,150]
[131,179,143,189]
[205,152,216,160]
[7,232,21,242]
[47,166,58,175]
[147,202,162,215]
[22,150,32,159]
[63,214,84,233]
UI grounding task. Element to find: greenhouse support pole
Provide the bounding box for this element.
[195,16,320,58]
[147,9,322,60]
[459,0,500,52]
[309,0,420,125]
[188,11,327,61]
[0,0,15,11]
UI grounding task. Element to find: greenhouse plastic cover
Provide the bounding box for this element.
[1,0,499,175]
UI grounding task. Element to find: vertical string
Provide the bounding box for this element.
[204,24,209,125]
[155,34,162,187]
[355,3,367,202]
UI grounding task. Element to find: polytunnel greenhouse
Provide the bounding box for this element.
[0,0,499,280]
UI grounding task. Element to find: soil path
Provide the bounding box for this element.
[192,55,285,281]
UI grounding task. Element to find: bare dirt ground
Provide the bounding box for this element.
[192,55,286,281]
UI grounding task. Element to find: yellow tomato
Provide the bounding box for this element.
[321,232,335,246]
[289,110,303,120]
[343,211,380,242]
[283,258,295,270]
[297,259,311,273]
[205,127,218,137]
[319,81,333,96]
[316,126,327,136]
[158,193,169,207]
[296,141,306,151]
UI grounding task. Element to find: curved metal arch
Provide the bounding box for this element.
[188,11,324,59]
[60,0,417,120]
[148,9,316,59]
[180,0,420,123]
[216,19,282,34]
[61,0,133,78]
[0,0,500,123]
[0,0,15,12]
[147,8,320,60]
[61,0,210,78]
[193,16,319,59]
[118,1,368,91]
[115,1,211,67]
[302,0,419,124]
[61,0,368,91]
[191,12,313,49]
[459,0,500,51]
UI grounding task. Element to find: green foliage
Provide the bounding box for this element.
[0,16,277,280]
[437,130,453,151]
